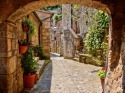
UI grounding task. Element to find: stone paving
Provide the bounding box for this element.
[23,53,102,93]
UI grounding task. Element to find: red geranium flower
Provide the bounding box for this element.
[102,67,106,70]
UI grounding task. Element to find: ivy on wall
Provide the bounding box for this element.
[84,10,109,51]
[84,10,109,66]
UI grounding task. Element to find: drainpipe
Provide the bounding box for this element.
[33,11,42,45]
[39,23,42,45]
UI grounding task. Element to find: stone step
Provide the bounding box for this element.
[73,57,79,62]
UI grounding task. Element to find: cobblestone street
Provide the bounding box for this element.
[23,53,102,93]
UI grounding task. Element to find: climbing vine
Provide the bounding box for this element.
[84,10,109,66]
[84,10,109,51]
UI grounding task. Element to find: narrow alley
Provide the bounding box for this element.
[23,53,102,93]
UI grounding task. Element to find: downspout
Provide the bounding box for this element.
[39,23,42,45]
[33,11,42,45]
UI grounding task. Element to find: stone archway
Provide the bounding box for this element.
[0,0,125,93]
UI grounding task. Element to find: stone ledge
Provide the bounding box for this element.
[35,60,50,80]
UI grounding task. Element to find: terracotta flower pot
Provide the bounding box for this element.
[19,45,28,54]
[22,24,29,32]
[23,74,36,88]
[34,74,38,83]
[100,78,104,93]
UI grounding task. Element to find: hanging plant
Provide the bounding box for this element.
[22,18,36,35]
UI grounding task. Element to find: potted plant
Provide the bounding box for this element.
[33,45,46,60]
[21,47,38,88]
[97,67,106,93]
[18,39,28,54]
[22,18,36,35]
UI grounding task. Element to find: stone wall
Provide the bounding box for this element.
[40,18,51,58]
[104,14,125,92]
[62,4,75,58]
[0,21,24,93]
[0,14,42,92]
[0,0,125,92]
[29,13,40,46]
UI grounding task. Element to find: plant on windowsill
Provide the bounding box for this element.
[22,18,36,35]
[97,67,106,93]
[18,39,29,54]
[21,47,38,88]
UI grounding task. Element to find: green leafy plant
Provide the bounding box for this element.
[97,67,106,79]
[84,10,109,66]
[84,10,109,51]
[53,14,62,21]
[18,39,29,46]
[33,45,46,59]
[73,4,79,10]
[22,18,36,35]
[21,47,38,75]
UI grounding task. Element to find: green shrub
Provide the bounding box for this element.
[21,47,38,75]
[33,45,46,59]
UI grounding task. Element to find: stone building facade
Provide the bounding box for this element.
[35,10,52,58]
[0,0,125,93]
[0,10,51,93]
[50,19,62,54]
[62,4,76,58]
[29,13,40,46]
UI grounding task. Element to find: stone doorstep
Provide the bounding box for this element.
[35,60,46,80]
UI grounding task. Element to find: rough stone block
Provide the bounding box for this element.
[17,58,21,66]
[0,22,7,31]
[0,56,16,75]
[0,53,6,57]
[7,24,15,32]
[17,68,23,86]
[13,72,18,93]
[46,0,57,6]
[0,74,13,90]
[7,39,11,51]
[80,0,91,7]
[12,32,16,39]
[43,36,47,39]
[6,31,12,38]
[6,51,12,57]
[46,32,50,36]
[0,38,7,53]
[12,39,16,50]
[0,31,6,38]
[0,58,7,74]
[6,56,16,74]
